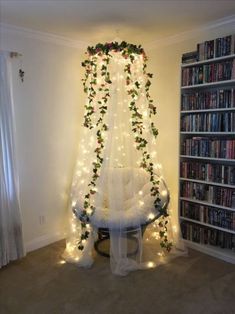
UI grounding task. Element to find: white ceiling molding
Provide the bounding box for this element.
[1,14,235,51]
[0,22,90,50]
[147,14,235,50]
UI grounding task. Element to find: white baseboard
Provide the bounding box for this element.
[25,233,65,253]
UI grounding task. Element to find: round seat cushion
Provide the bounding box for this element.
[75,167,169,229]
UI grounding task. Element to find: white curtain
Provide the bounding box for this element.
[63,50,185,275]
[0,52,25,268]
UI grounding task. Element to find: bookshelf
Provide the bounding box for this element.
[179,34,235,263]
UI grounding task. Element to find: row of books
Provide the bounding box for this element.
[181,221,235,250]
[198,35,235,61]
[182,59,235,86]
[181,112,235,132]
[180,161,235,185]
[181,88,235,111]
[180,201,235,231]
[181,138,235,159]
[182,35,235,64]
[180,181,235,208]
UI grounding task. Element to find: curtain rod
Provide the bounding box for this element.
[0,50,22,57]
[10,52,22,58]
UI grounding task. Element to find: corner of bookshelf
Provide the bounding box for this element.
[183,239,235,264]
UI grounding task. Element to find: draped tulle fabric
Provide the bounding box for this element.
[63,50,185,275]
[0,52,25,268]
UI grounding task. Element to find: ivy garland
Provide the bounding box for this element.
[77,41,173,252]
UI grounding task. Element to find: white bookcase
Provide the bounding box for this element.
[179,35,235,263]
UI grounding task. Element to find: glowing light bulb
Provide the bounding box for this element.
[59,260,66,265]
[72,201,76,207]
[148,213,155,220]
[147,261,155,268]
[161,190,167,197]
[138,191,143,196]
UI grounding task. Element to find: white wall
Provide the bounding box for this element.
[147,22,235,229]
[0,27,85,251]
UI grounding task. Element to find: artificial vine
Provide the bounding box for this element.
[77,41,172,252]
[124,56,172,252]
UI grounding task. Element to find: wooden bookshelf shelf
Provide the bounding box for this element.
[181,108,235,114]
[180,177,235,189]
[181,54,235,68]
[180,155,235,163]
[181,79,235,90]
[180,132,235,136]
[179,34,235,263]
[179,216,235,235]
[180,197,235,212]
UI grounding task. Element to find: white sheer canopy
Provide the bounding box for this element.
[0,52,25,268]
[63,43,185,275]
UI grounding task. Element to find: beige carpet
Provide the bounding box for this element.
[0,240,235,314]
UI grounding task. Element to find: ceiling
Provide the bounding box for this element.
[0,0,235,46]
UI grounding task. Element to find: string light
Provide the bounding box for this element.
[148,213,155,220]
[143,111,148,117]
[161,190,167,197]
[147,261,155,268]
